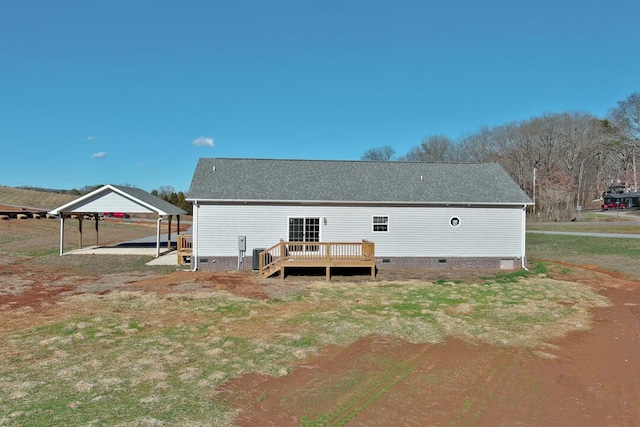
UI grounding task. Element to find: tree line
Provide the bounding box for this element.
[151,186,192,215]
[362,92,640,221]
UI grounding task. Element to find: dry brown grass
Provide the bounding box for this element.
[0,186,77,210]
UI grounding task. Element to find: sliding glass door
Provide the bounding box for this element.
[288,217,320,252]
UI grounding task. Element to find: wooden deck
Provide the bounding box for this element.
[259,240,375,281]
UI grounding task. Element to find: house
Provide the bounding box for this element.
[185,158,533,275]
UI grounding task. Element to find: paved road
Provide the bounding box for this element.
[527,230,640,239]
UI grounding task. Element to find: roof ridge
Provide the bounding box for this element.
[203,157,490,165]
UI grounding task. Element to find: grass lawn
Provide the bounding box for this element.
[527,232,640,279]
[0,263,610,426]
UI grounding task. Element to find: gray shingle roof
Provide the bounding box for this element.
[187,158,532,205]
[110,185,187,214]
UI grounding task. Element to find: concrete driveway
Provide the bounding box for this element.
[66,230,190,266]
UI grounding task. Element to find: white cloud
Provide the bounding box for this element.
[92,152,107,158]
[86,135,96,141]
[192,136,215,147]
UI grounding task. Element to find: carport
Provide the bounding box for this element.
[49,184,187,258]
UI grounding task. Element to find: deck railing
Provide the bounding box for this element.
[259,240,375,280]
[177,234,193,264]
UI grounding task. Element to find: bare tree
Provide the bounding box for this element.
[458,126,499,163]
[403,135,458,162]
[156,185,176,201]
[361,145,396,161]
[609,93,640,146]
[608,93,640,190]
[477,114,615,220]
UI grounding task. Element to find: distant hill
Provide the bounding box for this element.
[0,186,78,210]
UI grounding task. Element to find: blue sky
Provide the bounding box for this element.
[1,0,638,193]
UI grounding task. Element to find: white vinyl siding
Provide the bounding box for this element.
[62,191,155,213]
[194,204,524,258]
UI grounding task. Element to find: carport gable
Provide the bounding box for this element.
[50,184,187,257]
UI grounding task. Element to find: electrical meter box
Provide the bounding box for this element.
[238,235,246,251]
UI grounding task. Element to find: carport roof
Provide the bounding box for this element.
[49,184,187,216]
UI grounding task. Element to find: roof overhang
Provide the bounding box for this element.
[186,198,534,208]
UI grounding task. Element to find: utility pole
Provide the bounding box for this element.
[633,152,638,192]
[533,167,537,215]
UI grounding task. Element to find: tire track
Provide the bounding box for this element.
[303,345,438,427]
[449,350,523,426]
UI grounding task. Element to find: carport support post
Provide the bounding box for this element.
[167,215,172,250]
[156,217,162,258]
[78,216,83,249]
[95,213,99,246]
[59,216,65,256]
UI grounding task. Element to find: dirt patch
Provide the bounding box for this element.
[222,264,640,426]
[0,283,74,310]
[0,263,78,310]
[545,259,640,289]
[0,263,306,311]
[124,270,273,299]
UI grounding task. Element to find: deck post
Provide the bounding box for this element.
[280,240,286,280]
[326,242,332,281]
[368,241,376,280]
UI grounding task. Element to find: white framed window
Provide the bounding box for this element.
[450,216,461,228]
[373,215,389,232]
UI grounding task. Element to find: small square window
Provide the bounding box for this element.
[373,216,389,232]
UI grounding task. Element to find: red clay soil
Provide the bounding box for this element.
[127,270,270,299]
[0,269,270,310]
[0,264,77,310]
[0,283,74,310]
[222,264,640,426]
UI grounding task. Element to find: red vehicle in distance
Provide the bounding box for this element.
[602,201,627,210]
[103,212,131,218]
